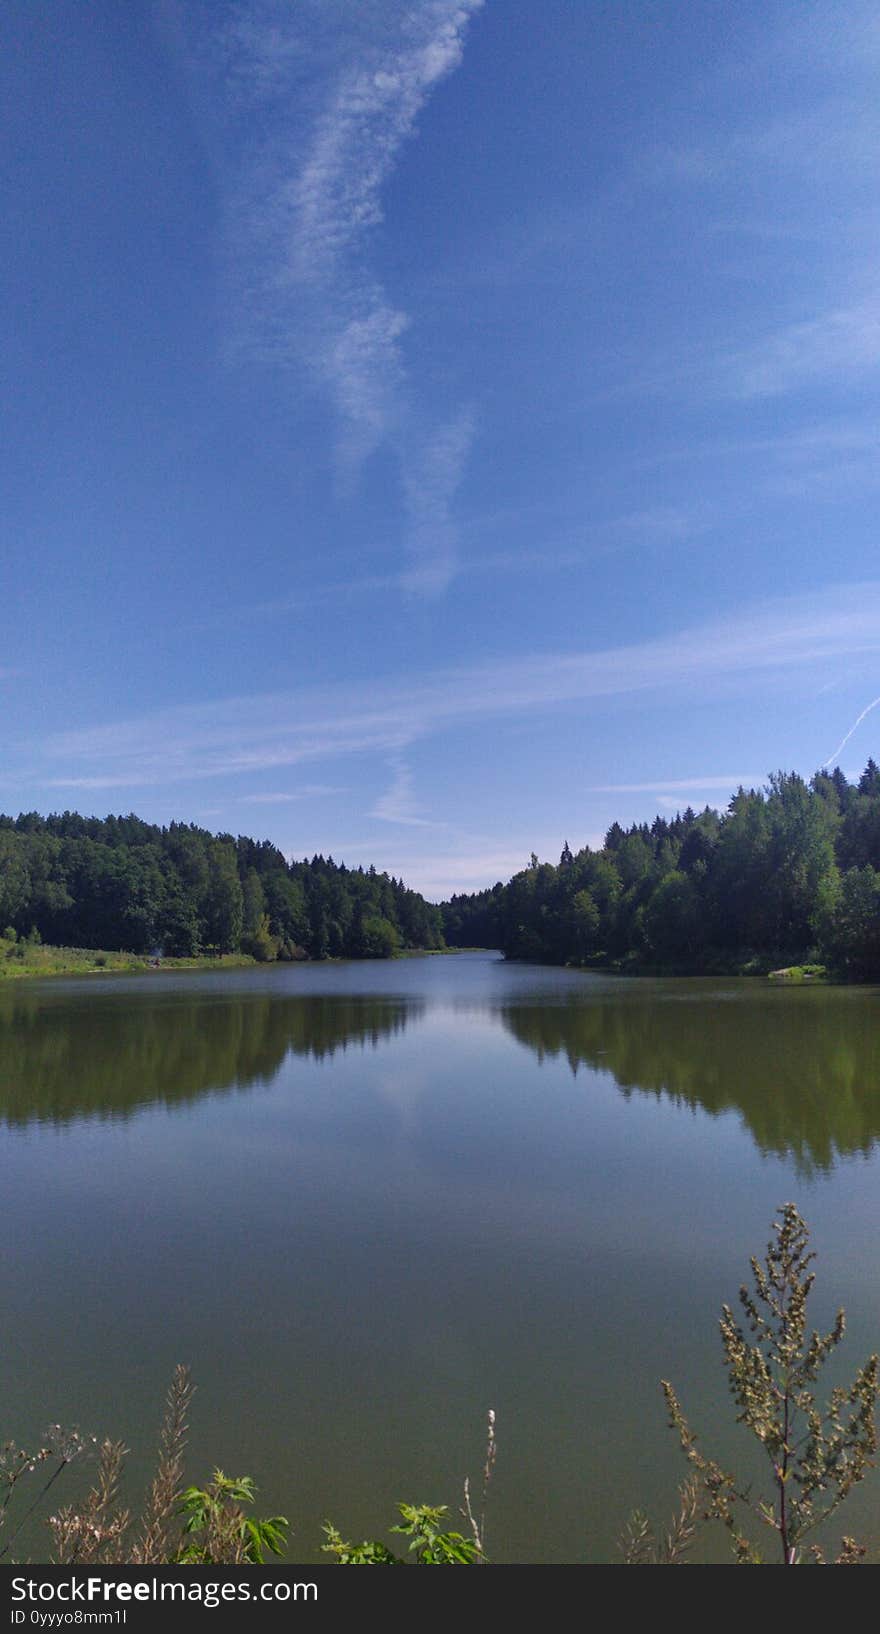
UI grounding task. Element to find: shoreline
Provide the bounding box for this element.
[0,942,836,985]
[0,943,472,983]
[0,947,260,982]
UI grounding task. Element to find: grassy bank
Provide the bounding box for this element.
[0,935,461,981]
[0,934,257,981]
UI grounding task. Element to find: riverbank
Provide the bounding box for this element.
[0,937,259,981]
[484,947,832,980]
[0,938,462,981]
[596,954,830,981]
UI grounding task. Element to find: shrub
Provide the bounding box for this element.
[662,1203,878,1564]
[0,1368,288,1566]
[323,1504,479,1565]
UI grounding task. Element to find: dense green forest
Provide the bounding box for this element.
[5,762,880,977]
[0,811,443,960]
[441,762,880,979]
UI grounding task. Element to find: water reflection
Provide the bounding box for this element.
[0,987,419,1126]
[3,970,880,1172]
[501,983,880,1172]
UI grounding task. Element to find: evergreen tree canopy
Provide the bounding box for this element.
[440,763,880,980]
[0,811,443,961]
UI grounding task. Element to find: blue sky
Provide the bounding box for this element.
[4,0,880,898]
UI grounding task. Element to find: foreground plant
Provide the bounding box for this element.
[0,1428,95,1564]
[323,1503,479,1565]
[619,1477,700,1565]
[0,1367,288,1566]
[323,1410,496,1566]
[176,1472,287,1565]
[662,1202,878,1564]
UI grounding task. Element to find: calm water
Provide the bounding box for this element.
[2,953,879,1563]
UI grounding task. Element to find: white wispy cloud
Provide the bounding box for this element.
[412,849,543,895]
[288,2,482,282]
[42,774,164,792]
[400,408,477,592]
[637,420,880,505]
[728,299,880,400]
[647,421,880,467]
[628,0,880,413]
[224,0,482,578]
[188,538,579,634]
[28,582,880,794]
[600,507,709,548]
[591,776,763,795]
[236,785,347,804]
[309,837,583,900]
[371,757,441,827]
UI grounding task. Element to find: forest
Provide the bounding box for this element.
[4,761,880,977]
[0,811,444,961]
[440,762,880,980]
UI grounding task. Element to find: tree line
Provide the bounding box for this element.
[441,762,880,979]
[0,810,444,960]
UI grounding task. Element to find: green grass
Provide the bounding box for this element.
[0,937,257,981]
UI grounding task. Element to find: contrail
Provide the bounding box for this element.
[823,694,880,768]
